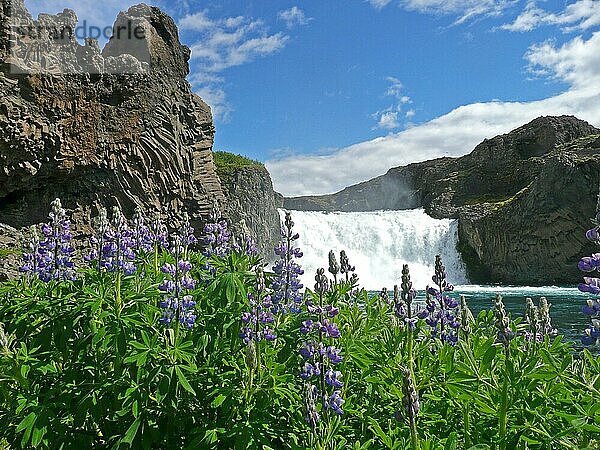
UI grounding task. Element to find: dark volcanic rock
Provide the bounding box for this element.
[0,0,225,238]
[218,164,281,257]
[284,116,600,284]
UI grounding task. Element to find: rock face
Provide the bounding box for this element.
[0,0,225,235]
[285,116,600,284]
[218,163,281,257]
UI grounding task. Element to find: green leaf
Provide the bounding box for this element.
[121,416,141,446]
[31,424,47,448]
[444,433,458,450]
[175,366,196,396]
[211,393,226,408]
[17,412,36,448]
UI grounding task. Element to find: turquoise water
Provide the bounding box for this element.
[375,285,591,343]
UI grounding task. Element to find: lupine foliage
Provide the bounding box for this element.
[0,201,599,449]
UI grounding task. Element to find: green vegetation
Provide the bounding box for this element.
[213,151,263,184]
[0,247,19,259]
[1,248,599,449]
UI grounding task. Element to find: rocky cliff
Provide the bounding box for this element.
[0,0,286,277]
[214,152,281,257]
[285,116,600,284]
[0,0,224,233]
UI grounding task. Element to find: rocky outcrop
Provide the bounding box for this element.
[217,161,281,257]
[0,0,225,236]
[284,116,600,284]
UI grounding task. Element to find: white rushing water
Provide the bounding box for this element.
[281,208,469,290]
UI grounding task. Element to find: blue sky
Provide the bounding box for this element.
[24,1,600,195]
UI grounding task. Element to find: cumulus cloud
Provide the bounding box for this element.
[501,0,600,32]
[278,6,312,28]
[179,10,289,121]
[371,77,413,130]
[267,32,600,196]
[373,111,401,130]
[181,12,288,72]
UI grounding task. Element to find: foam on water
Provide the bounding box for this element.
[281,208,468,290]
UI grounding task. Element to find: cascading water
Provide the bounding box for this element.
[280,208,468,290]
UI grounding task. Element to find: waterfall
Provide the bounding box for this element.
[280,208,468,290]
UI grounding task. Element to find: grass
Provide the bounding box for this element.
[213,151,263,185]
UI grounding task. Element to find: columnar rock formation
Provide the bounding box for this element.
[285,116,600,284]
[0,0,225,233]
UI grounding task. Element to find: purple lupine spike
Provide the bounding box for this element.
[271,212,304,314]
[239,267,277,349]
[494,294,514,349]
[578,204,600,346]
[158,235,197,329]
[130,207,153,254]
[100,207,136,275]
[420,256,460,344]
[339,250,356,283]
[298,266,344,425]
[22,199,76,282]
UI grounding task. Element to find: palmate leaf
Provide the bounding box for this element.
[121,416,141,446]
[175,365,196,396]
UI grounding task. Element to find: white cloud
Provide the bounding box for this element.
[502,0,600,32]
[179,10,289,122]
[372,77,412,130]
[183,14,288,72]
[267,32,600,196]
[278,6,311,28]
[374,111,401,129]
[192,85,233,122]
[525,31,600,88]
[368,0,393,10]
[401,0,517,23]
[405,109,416,118]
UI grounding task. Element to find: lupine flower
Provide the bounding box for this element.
[158,235,197,329]
[537,297,557,338]
[202,206,233,257]
[245,340,257,370]
[494,294,514,349]
[298,268,344,419]
[582,319,600,346]
[103,207,136,275]
[524,297,540,343]
[148,213,169,250]
[239,267,277,345]
[238,235,259,257]
[179,212,197,250]
[380,287,390,304]
[20,226,41,277]
[399,366,419,422]
[303,383,320,429]
[22,199,76,282]
[130,207,153,253]
[325,390,344,415]
[417,255,460,345]
[396,265,418,329]
[578,211,600,346]
[459,295,474,336]
[339,250,355,283]
[328,250,340,283]
[85,208,109,270]
[272,212,304,313]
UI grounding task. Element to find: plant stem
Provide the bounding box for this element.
[409,416,421,450]
[463,405,472,448]
[499,366,509,450]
